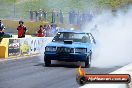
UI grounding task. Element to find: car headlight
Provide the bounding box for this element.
[75,48,87,53]
[45,46,56,52]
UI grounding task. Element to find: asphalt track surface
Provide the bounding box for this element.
[0,56,121,88]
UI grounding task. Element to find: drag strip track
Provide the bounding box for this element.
[0,56,121,88]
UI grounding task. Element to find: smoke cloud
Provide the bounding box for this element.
[83,7,132,68]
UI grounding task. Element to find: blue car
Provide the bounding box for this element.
[44,30,96,67]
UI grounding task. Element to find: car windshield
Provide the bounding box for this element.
[52,32,91,43]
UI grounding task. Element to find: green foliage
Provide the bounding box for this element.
[98,0,132,9]
[0,0,131,20]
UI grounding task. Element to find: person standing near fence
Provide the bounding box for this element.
[72,10,76,24]
[39,9,43,21]
[52,9,56,23]
[44,25,48,37]
[36,25,45,37]
[35,10,39,22]
[29,9,33,21]
[82,13,86,24]
[59,10,63,23]
[0,20,5,37]
[42,10,47,21]
[69,11,72,24]
[17,20,27,38]
[69,10,75,24]
[47,25,52,37]
[77,11,81,25]
[51,23,57,36]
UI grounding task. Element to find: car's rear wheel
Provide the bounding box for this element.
[85,54,91,68]
[44,56,51,67]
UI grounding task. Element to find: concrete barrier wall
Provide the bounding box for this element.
[0,37,53,58]
[0,38,9,58]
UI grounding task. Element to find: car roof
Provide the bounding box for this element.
[58,30,88,34]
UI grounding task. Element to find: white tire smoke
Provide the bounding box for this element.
[83,7,132,68]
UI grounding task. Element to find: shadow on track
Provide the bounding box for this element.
[34,62,84,68]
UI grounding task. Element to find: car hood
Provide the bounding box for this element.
[46,42,92,49]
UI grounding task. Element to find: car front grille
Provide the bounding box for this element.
[57,47,74,53]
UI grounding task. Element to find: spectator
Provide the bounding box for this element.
[56,27,60,33]
[87,14,93,22]
[29,9,33,21]
[42,10,47,21]
[69,11,72,24]
[36,25,45,37]
[35,10,39,22]
[52,9,56,23]
[51,24,57,36]
[0,20,5,37]
[43,25,47,36]
[77,11,80,25]
[17,20,27,38]
[39,9,43,21]
[47,25,52,37]
[71,10,75,24]
[43,24,47,30]
[59,10,63,23]
[69,10,75,24]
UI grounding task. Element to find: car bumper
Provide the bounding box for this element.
[44,52,89,62]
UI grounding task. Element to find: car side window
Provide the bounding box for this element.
[82,35,91,43]
[88,33,96,44]
[59,33,63,38]
[87,35,91,43]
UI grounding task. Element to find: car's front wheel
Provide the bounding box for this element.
[44,56,51,67]
[85,55,91,68]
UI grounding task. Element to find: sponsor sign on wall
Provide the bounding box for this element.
[8,37,53,57]
[8,39,20,56]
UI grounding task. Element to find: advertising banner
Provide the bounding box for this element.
[20,38,30,55]
[8,39,20,56]
[8,37,53,57]
[26,37,53,55]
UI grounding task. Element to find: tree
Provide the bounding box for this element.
[98,0,132,9]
